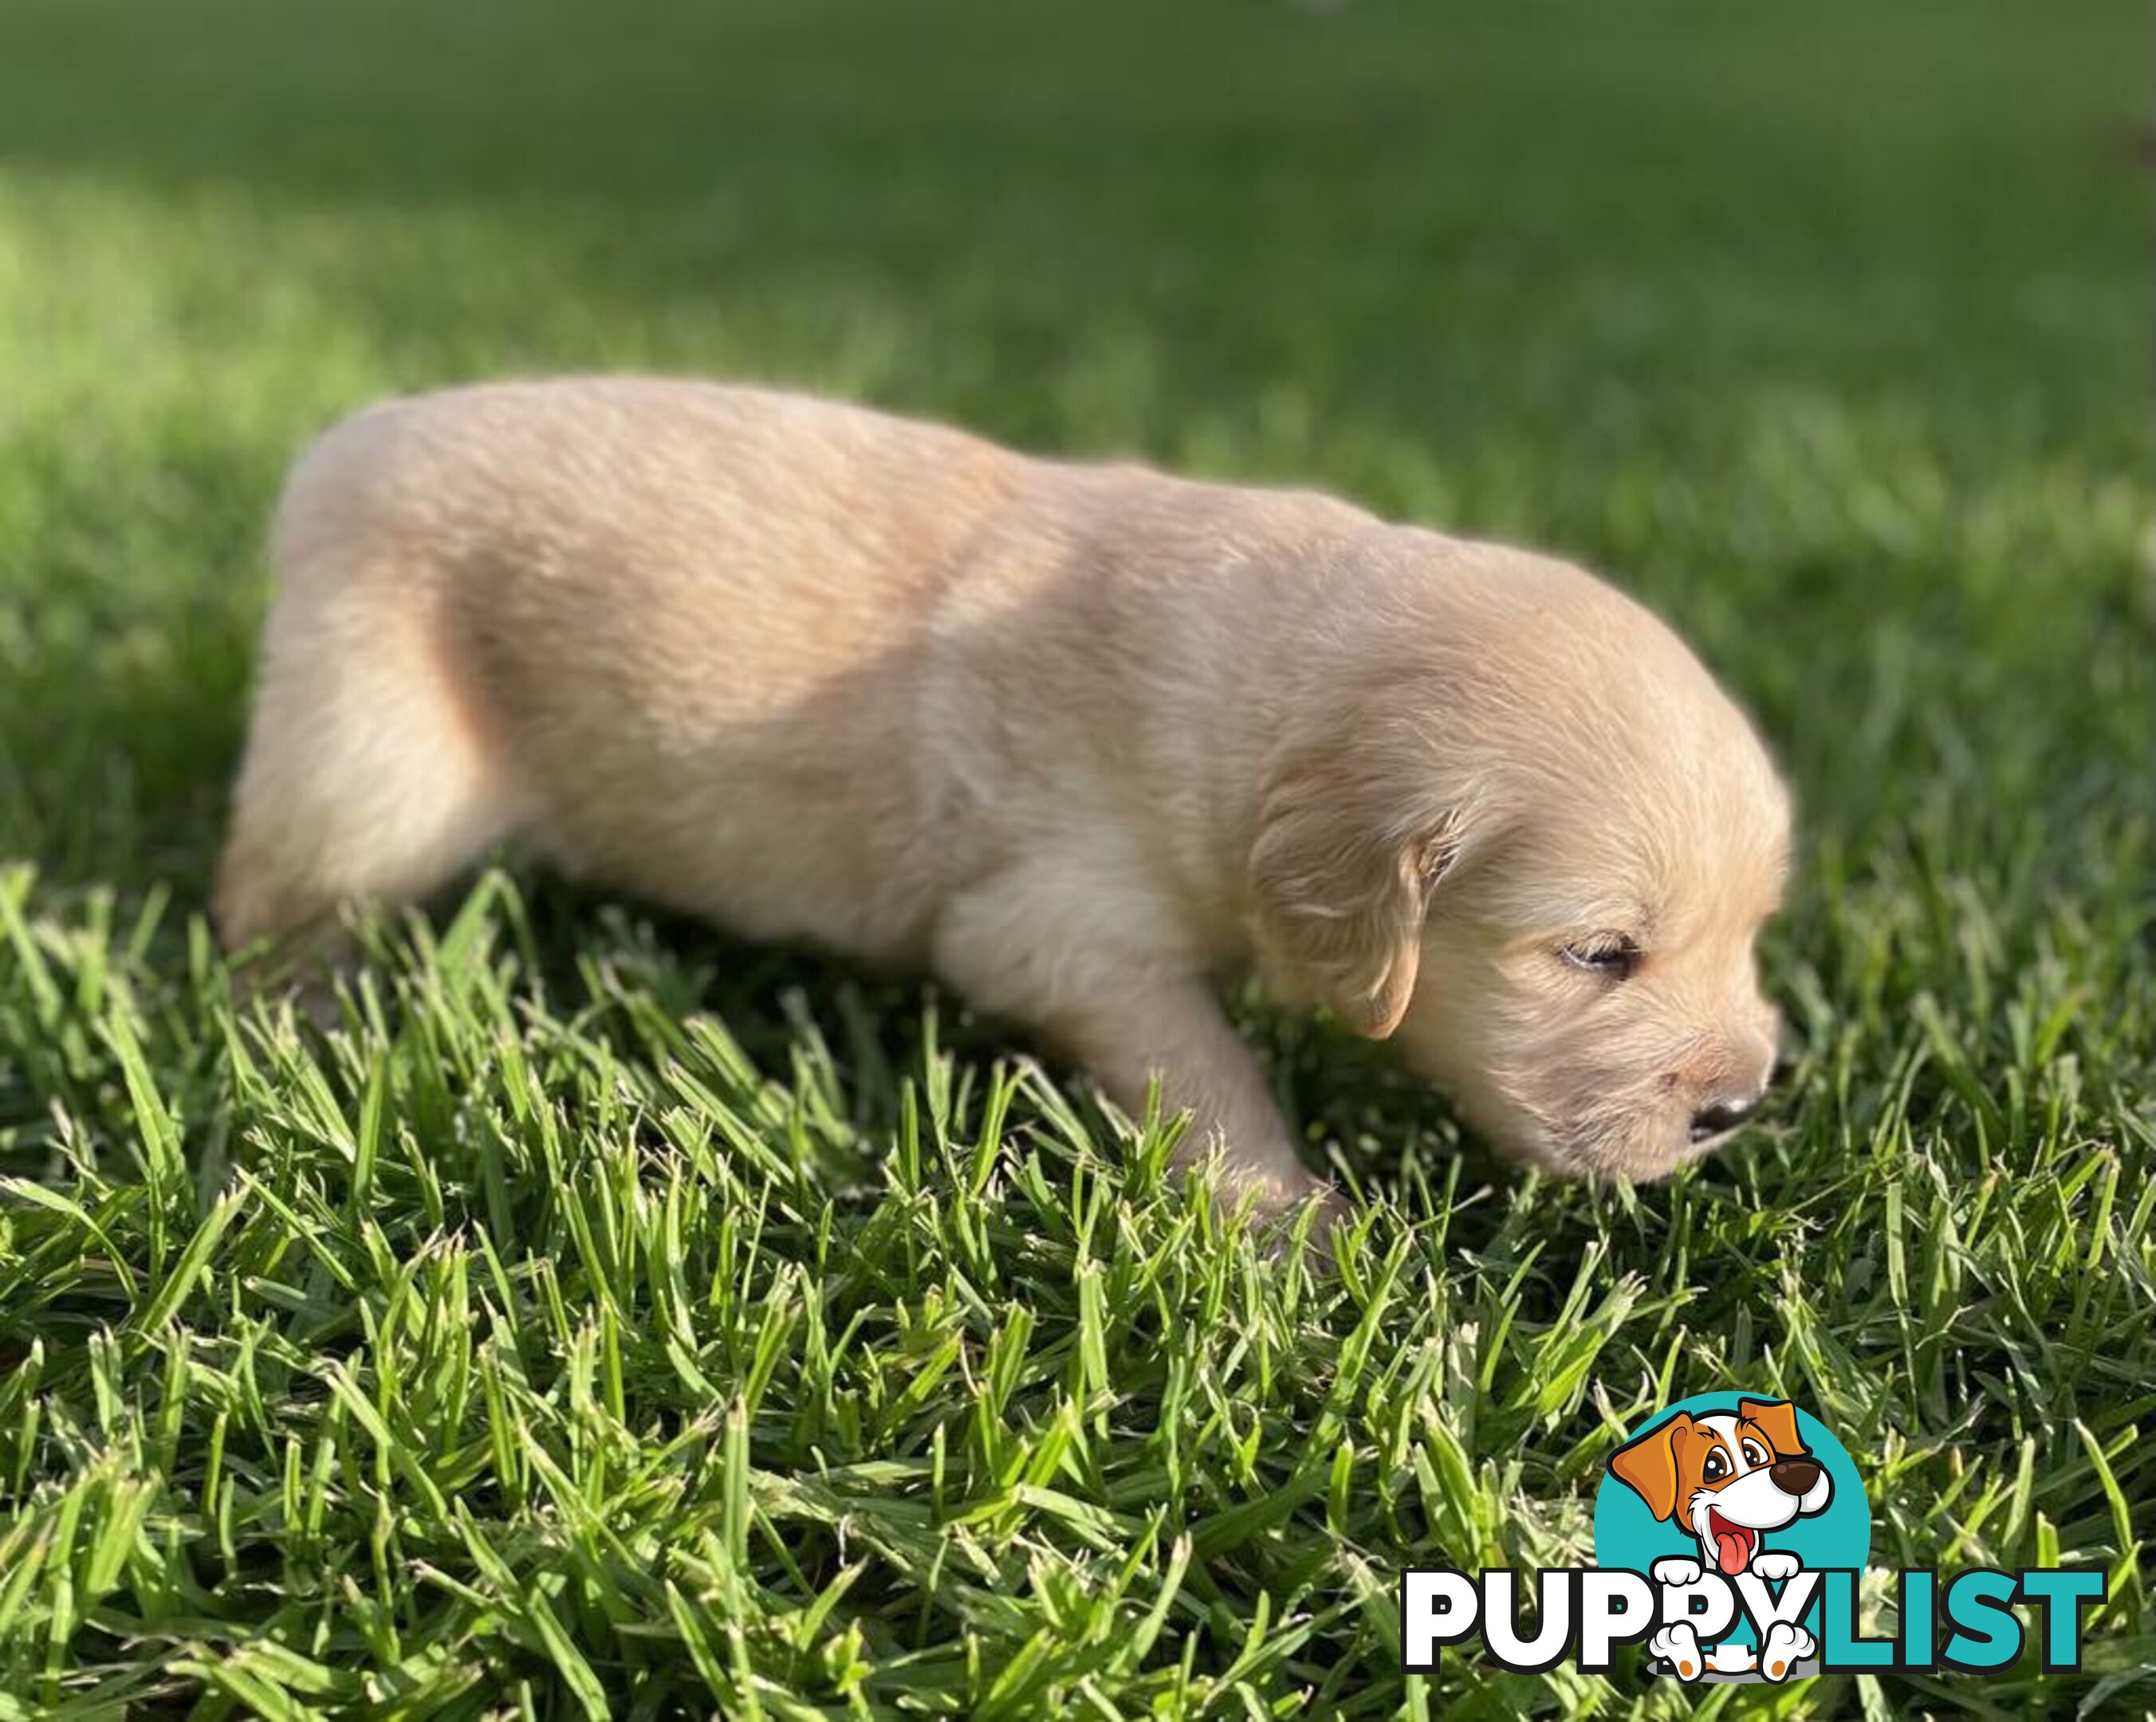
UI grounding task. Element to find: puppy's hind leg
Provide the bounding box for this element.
[214,575,527,993]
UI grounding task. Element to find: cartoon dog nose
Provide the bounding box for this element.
[1770,1457,1821,1494]
[1690,1097,1757,1142]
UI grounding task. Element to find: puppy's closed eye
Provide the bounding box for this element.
[1560,934,1641,981]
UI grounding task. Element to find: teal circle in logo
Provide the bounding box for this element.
[1593,1393,1870,1650]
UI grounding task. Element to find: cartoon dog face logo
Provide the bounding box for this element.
[1607,1398,1832,1577]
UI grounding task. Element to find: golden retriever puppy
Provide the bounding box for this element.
[218,379,1788,1218]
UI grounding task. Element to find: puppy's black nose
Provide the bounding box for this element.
[1771,1457,1821,1495]
[1690,1098,1757,1142]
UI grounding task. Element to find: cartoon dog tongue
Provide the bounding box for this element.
[1714,1529,1751,1575]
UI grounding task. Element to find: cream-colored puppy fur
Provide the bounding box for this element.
[218,379,1789,1215]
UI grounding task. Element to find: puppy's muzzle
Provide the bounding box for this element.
[1769,1457,1822,1496]
[1688,1095,1759,1143]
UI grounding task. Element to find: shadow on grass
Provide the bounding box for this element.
[403,871,1711,1290]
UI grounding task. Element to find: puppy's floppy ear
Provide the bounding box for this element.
[1248,737,1464,1040]
[1738,1398,1807,1458]
[1608,1412,1690,1523]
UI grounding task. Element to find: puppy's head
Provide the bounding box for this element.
[1248,543,1788,1179]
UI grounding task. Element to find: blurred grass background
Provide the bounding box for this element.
[0,0,2151,1716]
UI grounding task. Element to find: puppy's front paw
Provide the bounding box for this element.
[1252,1178,1355,1264]
[1651,1555,1703,1587]
[1648,1623,1703,1681]
[1306,1180,1355,1233]
[1749,1549,1801,1583]
[227,920,357,1034]
[1758,1620,1815,1681]
[1232,1168,1345,1225]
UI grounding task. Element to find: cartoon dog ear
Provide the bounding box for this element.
[1248,723,1468,1042]
[1738,1398,1807,1457]
[1608,1412,1690,1523]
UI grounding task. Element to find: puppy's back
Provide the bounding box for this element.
[250,380,1029,954]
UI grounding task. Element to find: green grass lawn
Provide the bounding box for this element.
[2,0,2151,1714]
